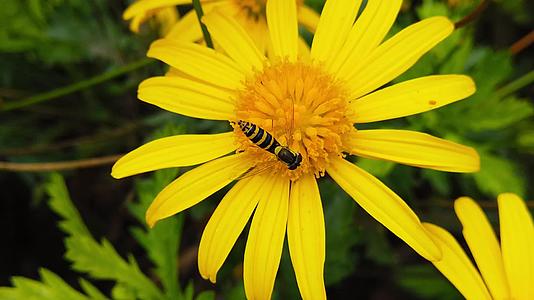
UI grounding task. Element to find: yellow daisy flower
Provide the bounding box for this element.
[123,0,319,51]
[424,194,534,299]
[113,0,480,298]
[123,0,181,35]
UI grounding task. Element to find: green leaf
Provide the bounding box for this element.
[130,171,183,300]
[397,264,462,300]
[517,129,534,153]
[321,180,361,286]
[129,124,184,300]
[46,173,90,237]
[45,173,163,300]
[0,268,91,300]
[78,278,108,300]
[195,290,215,300]
[356,157,396,178]
[472,151,526,197]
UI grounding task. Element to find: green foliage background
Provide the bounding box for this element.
[0,0,532,299]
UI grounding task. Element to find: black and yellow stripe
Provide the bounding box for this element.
[237,120,302,170]
[238,120,279,154]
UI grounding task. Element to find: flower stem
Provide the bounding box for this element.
[0,57,154,112]
[454,0,489,29]
[0,154,122,172]
[495,70,534,99]
[192,0,214,49]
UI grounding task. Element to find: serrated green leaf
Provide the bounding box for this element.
[0,269,90,300]
[128,124,184,300]
[46,173,163,300]
[46,173,90,237]
[78,278,108,300]
[111,283,136,300]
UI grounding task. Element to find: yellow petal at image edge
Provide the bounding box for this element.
[346,130,480,173]
[287,175,326,300]
[123,0,190,20]
[111,132,237,178]
[327,157,442,261]
[244,176,289,300]
[329,0,402,76]
[350,75,475,123]
[423,223,492,300]
[454,197,511,299]
[138,76,235,120]
[498,193,534,300]
[311,0,362,64]
[198,175,270,283]
[345,16,454,100]
[146,154,252,227]
[266,0,298,61]
[203,10,265,73]
[147,39,244,90]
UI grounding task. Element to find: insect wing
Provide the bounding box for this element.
[232,161,278,181]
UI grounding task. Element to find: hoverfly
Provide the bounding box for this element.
[236,120,302,170]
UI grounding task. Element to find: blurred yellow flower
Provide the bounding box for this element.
[113,0,480,298]
[123,0,319,52]
[123,0,181,35]
[424,194,534,300]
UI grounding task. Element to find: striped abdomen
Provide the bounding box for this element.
[237,120,302,170]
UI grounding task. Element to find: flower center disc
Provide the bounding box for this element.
[234,60,355,180]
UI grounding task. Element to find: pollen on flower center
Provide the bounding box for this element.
[233,60,355,180]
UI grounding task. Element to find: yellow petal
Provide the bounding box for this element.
[330,0,402,76]
[123,0,189,20]
[111,132,236,179]
[147,39,244,89]
[346,16,454,100]
[327,157,442,261]
[198,174,270,283]
[244,176,290,300]
[297,5,320,33]
[454,197,511,299]
[165,8,202,41]
[138,76,235,120]
[311,0,363,64]
[350,75,476,123]
[129,14,146,33]
[266,0,298,61]
[203,10,265,73]
[155,7,179,36]
[498,193,534,300]
[423,223,492,300]
[287,175,326,300]
[298,37,311,59]
[346,130,480,172]
[145,154,252,227]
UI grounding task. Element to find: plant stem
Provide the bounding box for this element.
[454,0,489,29]
[0,154,122,172]
[0,58,154,112]
[192,0,214,49]
[495,70,534,99]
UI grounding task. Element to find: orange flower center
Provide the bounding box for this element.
[233,60,356,180]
